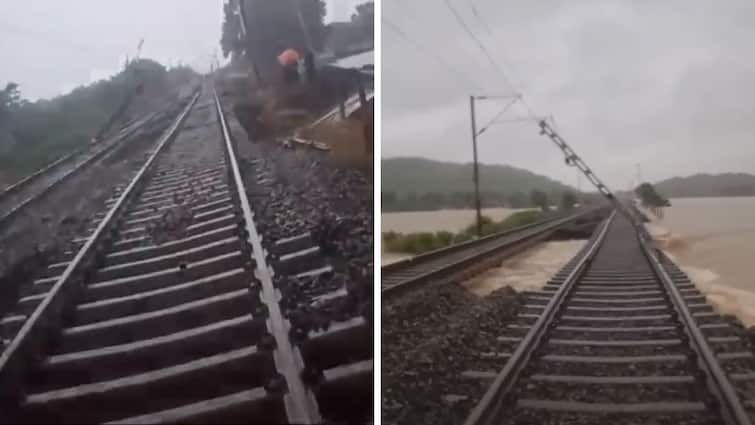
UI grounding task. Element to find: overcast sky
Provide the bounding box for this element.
[0,0,360,101]
[383,0,755,189]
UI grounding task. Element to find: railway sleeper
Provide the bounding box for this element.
[20,346,270,424]
[33,315,269,389]
[106,224,237,265]
[104,387,285,424]
[83,250,243,301]
[112,213,236,250]
[94,236,242,281]
[58,288,256,352]
[517,380,700,405]
[75,267,253,324]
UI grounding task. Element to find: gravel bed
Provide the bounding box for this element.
[515,381,696,403]
[221,94,372,275]
[220,93,373,331]
[502,411,724,425]
[531,360,691,377]
[550,329,680,341]
[382,283,522,425]
[0,103,185,317]
[543,343,688,357]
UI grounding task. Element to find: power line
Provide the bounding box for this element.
[441,0,516,92]
[440,0,541,120]
[467,0,526,92]
[476,96,520,136]
[382,17,482,92]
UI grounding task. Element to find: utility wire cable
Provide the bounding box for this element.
[441,0,516,92]
[467,0,526,92]
[383,17,483,92]
[476,96,520,136]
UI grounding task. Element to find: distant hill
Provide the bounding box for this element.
[381,157,577,211]
[654,173,755,198]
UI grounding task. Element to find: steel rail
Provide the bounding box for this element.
[462,211,614,425]
[0,151,81,200]
[0,109,166,227]
[212,88,321,423]
[382,207,607,299]
[464,209,752,425]
[636,222,752,425]
[0,89,200,415]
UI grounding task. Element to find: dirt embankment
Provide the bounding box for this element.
[219,87,373,283]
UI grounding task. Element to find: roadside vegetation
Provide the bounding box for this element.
[383,209,546,255]
[383,188,582,256]
[0,59,196,184]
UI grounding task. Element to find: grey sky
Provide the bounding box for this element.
[383,0,755,189]
[0,0,359,100]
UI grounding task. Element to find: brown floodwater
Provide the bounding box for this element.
[462,240,586,297]
[380,208,531,266]
[642,197,755,326]
[381,207,531,234]
[382,199,755,326]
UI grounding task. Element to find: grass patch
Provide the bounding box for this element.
[383,210,545,255]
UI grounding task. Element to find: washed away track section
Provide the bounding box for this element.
[381,207,608,299]
[0,86,371,424]
[463,213,755,425]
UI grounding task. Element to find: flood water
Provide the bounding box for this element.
[644,197,755,326]
[382,199,755,326]
[381,207,530,234]
[380,208,530,266]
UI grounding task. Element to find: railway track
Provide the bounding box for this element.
[463,212,754,425]
[0,85,371,423]
[381,208,607,299]
[0,104,173,227]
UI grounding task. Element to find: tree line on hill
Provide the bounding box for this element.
[382,189,584,212]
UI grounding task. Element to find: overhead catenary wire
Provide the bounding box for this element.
[382,17,483,92]
[467,0,526,92]
[441,0,516,92]
[475,96,520,136]
[441,0,541,121]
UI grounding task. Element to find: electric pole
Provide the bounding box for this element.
[636,163,642,186]
[468,94,522,237]
[291,0,314,53]
[470,96,482,237]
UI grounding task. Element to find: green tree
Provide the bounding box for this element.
[350,2,374,36]
[530,189,549,211]
[635,182,670,207]
[221,0,327,73]
[0,83,20,112]
[560,191,577,210]
[0,61,196,179]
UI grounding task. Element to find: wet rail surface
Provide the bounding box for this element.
[462,213,755,425]
[381,208,607,299]
[0,86,371,423]
[0,110,167,227]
